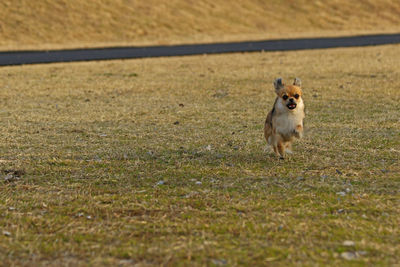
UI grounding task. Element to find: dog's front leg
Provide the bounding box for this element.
[293,125,303,139]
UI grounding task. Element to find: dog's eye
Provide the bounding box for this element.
[282,95,288,100]
[294,94,299,99]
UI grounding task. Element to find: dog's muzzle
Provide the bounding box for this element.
[287,98,297,110]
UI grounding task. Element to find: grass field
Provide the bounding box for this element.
[0,44,399,266]
[1,0,400,50]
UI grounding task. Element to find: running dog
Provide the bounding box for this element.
[264,78,305,159]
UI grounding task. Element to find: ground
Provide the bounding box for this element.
[0,44,399,265]
[1,0,400,50]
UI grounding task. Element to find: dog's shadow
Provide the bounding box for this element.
[159,146,287,168]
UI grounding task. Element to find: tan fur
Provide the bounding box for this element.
[264,78,305,159]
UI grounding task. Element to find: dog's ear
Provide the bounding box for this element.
[274,78,284,92]
[293,77,301,87]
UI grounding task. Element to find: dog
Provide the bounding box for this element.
[264,77,305,159]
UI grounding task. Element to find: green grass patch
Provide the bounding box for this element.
[0,45,399,265]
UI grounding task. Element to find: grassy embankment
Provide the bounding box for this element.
[1,0,400,50]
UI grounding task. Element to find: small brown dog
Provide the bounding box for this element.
[264,78,305,159]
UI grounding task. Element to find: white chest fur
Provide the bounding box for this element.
[273,99,304,139]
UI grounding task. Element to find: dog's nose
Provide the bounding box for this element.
[289,98,294,102]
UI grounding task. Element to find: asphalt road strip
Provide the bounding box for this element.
[1,33,400,66]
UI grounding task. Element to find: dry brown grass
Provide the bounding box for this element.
[1,0,400,50]
[0,44,399,265]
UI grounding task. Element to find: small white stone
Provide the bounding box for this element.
[341,251,357,260]
[2,231,11,237]
[357,251,367,256]
[343,240,355,246]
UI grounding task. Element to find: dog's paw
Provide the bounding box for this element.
[293,130,303,139]
[264,145,275,154]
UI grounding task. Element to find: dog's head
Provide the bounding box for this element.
[274,78,303,110]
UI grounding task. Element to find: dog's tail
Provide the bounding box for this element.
[264,114,272,145]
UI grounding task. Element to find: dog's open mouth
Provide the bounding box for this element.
[287,103,297,110]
